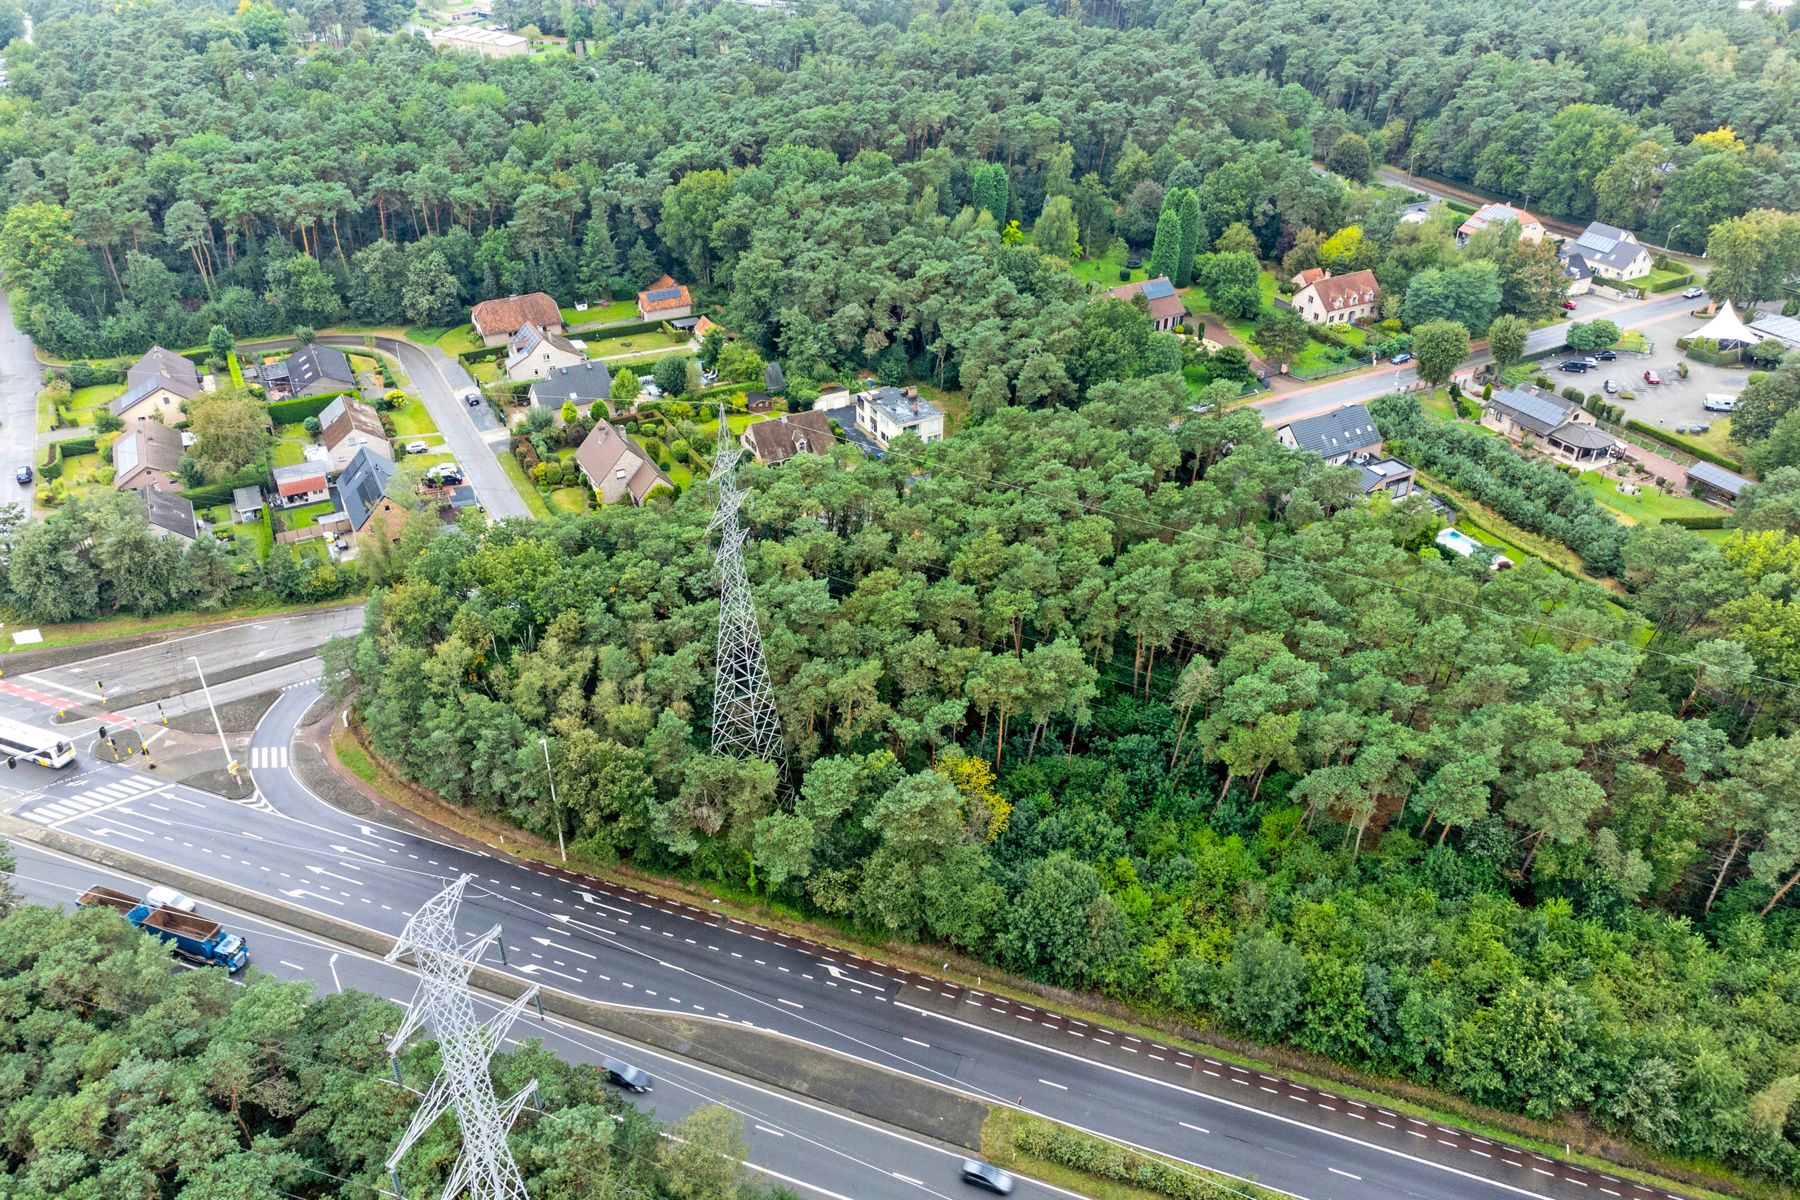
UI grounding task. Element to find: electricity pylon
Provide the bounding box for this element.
[708,395,784,762]
[385,875,539,1200]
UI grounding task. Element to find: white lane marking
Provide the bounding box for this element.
[1179,1121,1209,1134]
[1038,1079,1067,1090]
[776,997,804,1009]
[1329,1168,1361,1180]
[753,1124,785,1137]
[902,1037,930,1048]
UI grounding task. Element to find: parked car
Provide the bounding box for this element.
[1596,350,1617,361]
[1559,361,1591,373]
[13,465,30,485]
[601,1058,652,1093]
[1562,299,1579,310]
[466,393,482,407]
[1603,379,1619,394]
[1582,357,1600,367]
[1704,393,1739,412]
[1682,286,1706,299]
[145,885,196,913]
[405,440,429,454]
[960,1161,1015,1195]
[1644,369,1662,385]
[1389,352,1413,364]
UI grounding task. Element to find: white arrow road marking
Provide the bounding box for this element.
[356,824,407,846]
[549,912,618,937]
[515,963,583,984]
[531,935,597,960]
[305,864,363,887]
[328,953,342,993]
[575,888,634,916]
[281,887,344,906]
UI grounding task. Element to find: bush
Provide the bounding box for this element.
[1648,271,1697,293]
[266,392,345,425]
[1665,514,1726,529]
[56,435,98,457]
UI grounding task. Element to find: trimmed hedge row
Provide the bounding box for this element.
[57,435,98,457]
[1624,419,1748,473]
[565,316,667,338]
[1666,514,1727,529]
[267,391,350,425]
[1013,1120,1277,1200]
[1648,271,1698,293]
[458,343,509,364]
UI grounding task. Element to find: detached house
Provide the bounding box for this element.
[337,447,405,542]
[112,346,203,425]
[1276,404,1383,465]
[318,395,391,475]
[1290,269,1380,326]
[855,385,944,450]
[272,462,330,508]
[740,411,837,466]
[1485,384,1621,466]
[528,359,612,424]
[504,323,586,382]
[282,345,356,398]
[470,292,563,347]
[636,275,693,321]
[1456,203,1546,248]
[1106,277,1187,332]
[112,421,186,493]
[141,489,199,543]
[1560,222,1653,286]
[574,420,674,506]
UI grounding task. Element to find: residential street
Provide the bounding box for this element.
[0,290,40,518]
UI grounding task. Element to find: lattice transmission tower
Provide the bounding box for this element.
[384,875,540,1200]
[708,394,785,762]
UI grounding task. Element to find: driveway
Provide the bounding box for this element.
[0,291,40,518]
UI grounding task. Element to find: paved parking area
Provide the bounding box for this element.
[1547,305,1751,434]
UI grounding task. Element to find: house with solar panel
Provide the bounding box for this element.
[636,275,693,321]
[1105,277,1187,332]
[1455,203,1545,248]
[1484,384,1621,466]
[1559,222,1652,292]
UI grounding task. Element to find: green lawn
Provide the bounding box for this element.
[58,452,107,488]
[1578,471,1720,524]
[433,325,485,357]
[498,451,553,519]
[1681,418,1745,462]
[389,395,439,437]
[584,330,690,358]
[547,486,590,513]
[1640,266,1693,293]
[69,383,124,412]
[280,500,337,530]
[468,359,502,385]
[664,460,694,491]
[565,301,637,325]
[1068,239,1150,289]
[1616,330,1650,354]
[273,439,309,468]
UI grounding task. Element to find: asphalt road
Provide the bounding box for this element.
[321,335,530,521]
[0,290,41,518]
[1252,292,1702,428]
[3,839,1069,1200]
[6,607,362,706]
[0,659,1698,1200]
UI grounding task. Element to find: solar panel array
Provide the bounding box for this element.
[645,287,683,302]
[1140,278,1177,300]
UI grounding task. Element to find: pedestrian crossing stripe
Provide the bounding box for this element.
[23,774,161,827]
[249,745,289,770]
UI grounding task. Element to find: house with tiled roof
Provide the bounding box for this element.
[504,322,587,382]
[1456,203,1545,248]
[1290,269,1380,326]
[1291,267,1328,289]
[272,461,330,508]
[471,292,563,346]
[1275,404,1383,465]
[740,410,837,466]
[112,420,187,493]
[112,346,203,423]
[1484,384,1620,466]
[636,275,694,321]
[319,395,391,475]
[574,420,674,506]
[1105,277,1186,332]
[1560,221,1652,284]
[528,359,613,424]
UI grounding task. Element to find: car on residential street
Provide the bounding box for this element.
[960,1160,1015,1195]
[1683,286,1706,299]
[1389,352,1413,364]
[405,440,428,454]
[1562,299,1578,310]
[1596,350,1617,361]
[1644,369,1662,385]
[14,465,30,485]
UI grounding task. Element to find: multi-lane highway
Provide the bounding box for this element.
[5,839,1072,1200]
[0,629,1703,1200]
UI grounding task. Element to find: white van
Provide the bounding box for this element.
[1704,394,1739,412]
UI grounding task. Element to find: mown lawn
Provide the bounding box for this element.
[274,439,309,468]
[565,300,637,325]
[389,395,438,437]
[69,383,124,413]
[547,487,590,513]
[1640,266,1694,293]
[280,500,337,530]
[1680,417,1745,462]
[584,329,690,358]
[1068,239,1149,289]
[433,325,485,356]
[1579,471,1720,525]
[498,452,552,519]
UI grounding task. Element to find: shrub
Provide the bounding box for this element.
[1665,514,1726,529]
[56,436,98,457]
[266,392,344,425]
[303,416,322,436]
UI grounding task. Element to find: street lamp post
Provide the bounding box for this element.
[190,656,239,783]
[540,736,565,863]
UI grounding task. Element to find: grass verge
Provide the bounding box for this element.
[497,452,553,519]
[983,1109,1286,1200]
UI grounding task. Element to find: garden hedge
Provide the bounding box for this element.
[565,316,670,338]
[457,344,509,365]
[1665,514,1726,529]
[1648,272,1697,293]
[266,391,350,425]
[1624,419,1748,473]
[56,436,98,457]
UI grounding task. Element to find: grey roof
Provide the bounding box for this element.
[506,322,583,372]
[1356,457,1414,492]
[1690,460,1751,497]
[1140,278,1177,300]
[113,422,184,481]
[285,345,355,393]
[530,359,613,408]
[1490,386,1581,437]
[338,447,398,531]
[864,385,942,427]
[110,374,194,417]
[232,485,263,512]
[1749,313,1800,347]
[1563,254,1593,280]
[273,461,328,486]
[126,346,201,395]
[1283,404,1381,457]
[141,488,197,538]
[1565,222,1649,273]
[764,362,786,391]
[1547,423,1617,451]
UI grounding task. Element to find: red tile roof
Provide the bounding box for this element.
[637,275,692,314]
[1105,277,1186,323]
[470,292,562,338]
[1297,268,1379,313]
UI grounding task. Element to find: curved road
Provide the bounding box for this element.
[0,671,1707,1200]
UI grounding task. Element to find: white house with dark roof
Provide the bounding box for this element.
[1275,404,1383,465]
[1560,222,1652,285]
[504,322,587,382]
[1484,384,1620,466]
[527,359,613,424]
[112,346,203,424]
[854,385,944,450]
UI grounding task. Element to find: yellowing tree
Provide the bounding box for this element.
[935,749,1012,842]
[1693,126,1745,154]
[1319,225,1367,272]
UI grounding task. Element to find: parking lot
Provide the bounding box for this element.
[1550,304,1751,436]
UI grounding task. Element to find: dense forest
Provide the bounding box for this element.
[335,386,1800,1182]
[0,0,1797,371]
[0,848,775,1200]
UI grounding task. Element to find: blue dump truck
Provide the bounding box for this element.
[78,885,251,973]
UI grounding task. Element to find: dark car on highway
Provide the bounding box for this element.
[602,1058,652,1093]
[961,1160,1015,1195]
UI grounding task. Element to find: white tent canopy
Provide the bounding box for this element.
[1689,299,1760,347]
